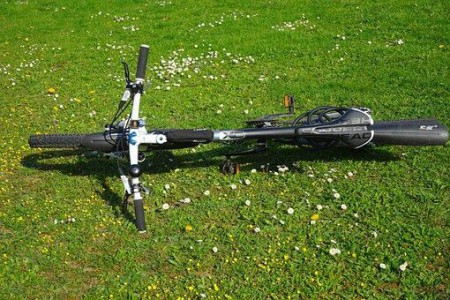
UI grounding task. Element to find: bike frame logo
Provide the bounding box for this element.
[420,125,438,131]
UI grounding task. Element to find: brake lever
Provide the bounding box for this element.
[122,61,131,85]
[118,62,132,109]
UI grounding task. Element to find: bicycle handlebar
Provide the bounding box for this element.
[135,44,149,81]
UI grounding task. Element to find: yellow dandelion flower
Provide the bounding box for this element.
[311,214,320,221]
[185,225,193,232]
[47,87,56,94]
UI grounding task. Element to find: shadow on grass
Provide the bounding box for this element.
[22,144,400,176]
[21,150,136,224]
[22,145,399,225]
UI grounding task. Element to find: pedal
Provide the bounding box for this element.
[221,158,240,175]
[283,95,295,114]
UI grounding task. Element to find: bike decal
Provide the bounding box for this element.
[419,125,438,131]
[128,132,138,145]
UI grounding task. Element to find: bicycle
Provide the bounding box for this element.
[29,45,449,232]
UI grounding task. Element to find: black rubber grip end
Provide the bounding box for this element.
[136,44,149,80]
[371,119,449,146]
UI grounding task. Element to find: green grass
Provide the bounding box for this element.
[1,0,449,298]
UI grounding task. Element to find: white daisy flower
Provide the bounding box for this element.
[399,261,408,271]
[180,198,191,204]
[329,248,341,256]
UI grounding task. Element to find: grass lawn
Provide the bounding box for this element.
[0,0,449,298]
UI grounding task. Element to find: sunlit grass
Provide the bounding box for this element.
[0,0,449,298]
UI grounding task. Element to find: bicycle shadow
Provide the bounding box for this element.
[21,145,399,221]
[22,150,136,223]
[22,144,400,176]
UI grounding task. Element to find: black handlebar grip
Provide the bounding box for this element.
[134,198,146,232]
[370,119,449,146]
[136,44,150,81]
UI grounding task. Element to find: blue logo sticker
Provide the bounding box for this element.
[128,132,137,145]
